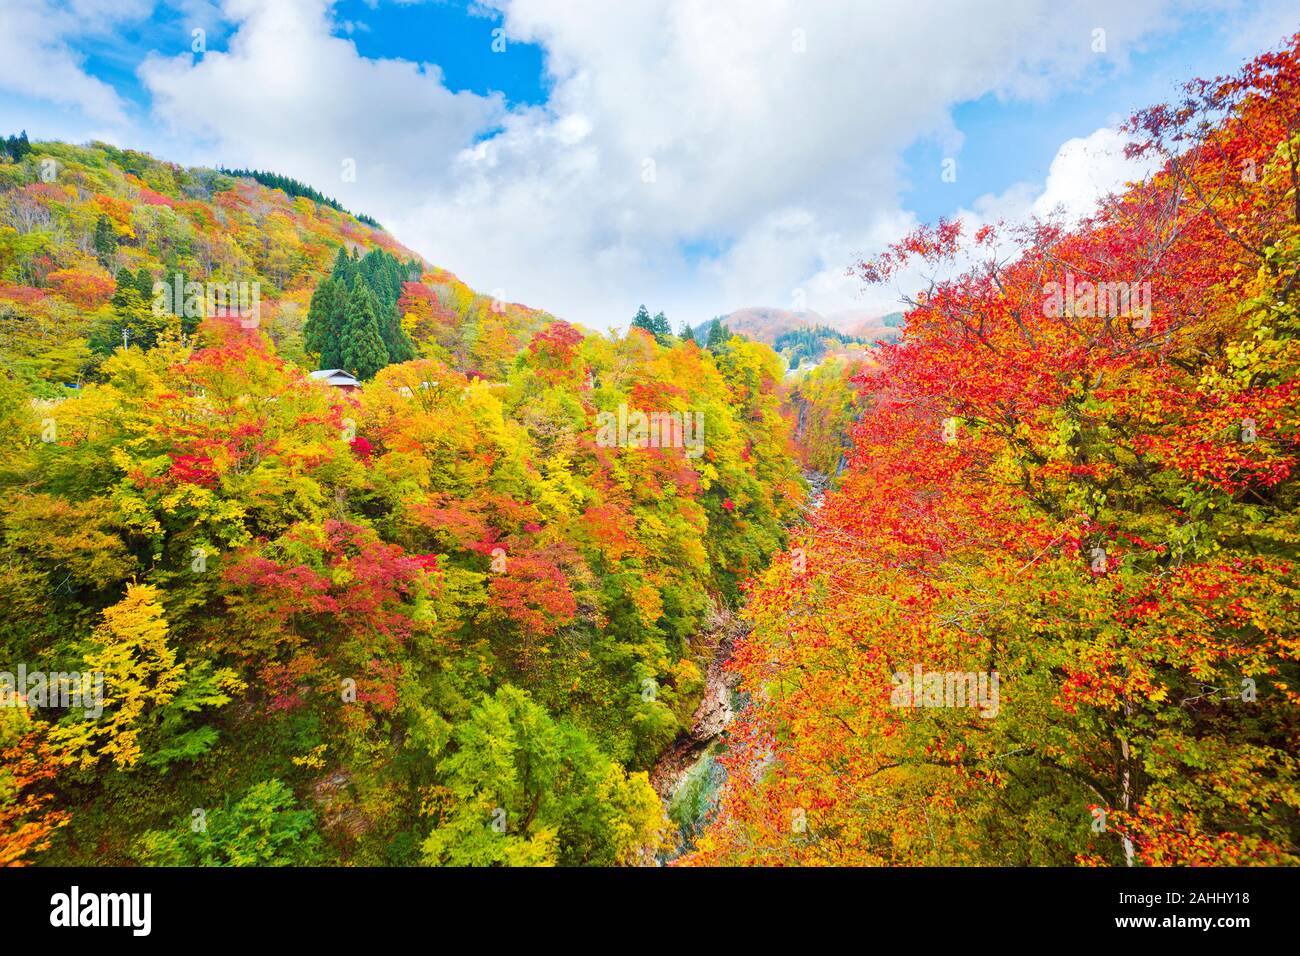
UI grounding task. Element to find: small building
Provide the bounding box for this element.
[309,369,362,392]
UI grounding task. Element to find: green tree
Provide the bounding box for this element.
[422,686,665,866]
[304,277,347,369]
[650,310,672,344]
[89,272,171,353]
[3,131,31,161]
[379,301,416,365]
[341,276,389,379]
[631,304,654,336]
[133,267,153,303]
[134,779,322,866]
[92,215,117,266]
[705,317,729,351]
[162,267,201,338]
[330,245,358,286]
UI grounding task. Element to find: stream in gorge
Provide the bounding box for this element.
[649,470,829,863]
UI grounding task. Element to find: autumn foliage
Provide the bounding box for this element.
[0,138,803,864]
[688,35,1300,867]
[4,34,1299,871]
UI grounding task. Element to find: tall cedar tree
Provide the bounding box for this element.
[305,277,347,370]
[631,304,653,335]
[341,276,390,380]
[93,215,117,265]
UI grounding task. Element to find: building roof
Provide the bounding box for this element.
[309,369,362,388]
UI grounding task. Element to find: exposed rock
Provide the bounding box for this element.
[650,602,746,802]
[312,770,370,840]
[649,473,830,861]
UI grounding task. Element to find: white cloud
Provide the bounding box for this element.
[396,0,1187,323]
[948,125,1156,231]
[0,0,148,124]
[820,125,1161,318]
[1211,0,1300,57]
[1032,126,1155,220]
[140,0,502,208]
[94,0,1247,325]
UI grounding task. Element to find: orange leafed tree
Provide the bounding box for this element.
[688,33,1300,867]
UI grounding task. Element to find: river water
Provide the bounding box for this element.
[649,470,828,863]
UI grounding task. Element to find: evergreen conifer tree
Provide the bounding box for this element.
[341,277,389,379]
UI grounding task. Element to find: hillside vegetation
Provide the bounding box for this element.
[688,37,1300,867]
[0,140,806,865]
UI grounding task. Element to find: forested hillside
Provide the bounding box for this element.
[687,38,1300,867]
[783,355,870,476]
[0,141,560,392]
[5,33,1297,875]
[0,140,805,865]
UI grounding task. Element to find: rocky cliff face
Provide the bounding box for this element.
[649,620,742,804]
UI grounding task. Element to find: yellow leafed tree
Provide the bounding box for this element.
[50,583,184,770]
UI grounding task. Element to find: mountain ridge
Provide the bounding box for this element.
[718,304,903,346]
[0,137,556,390]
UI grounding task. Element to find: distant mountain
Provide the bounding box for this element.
[716,306,821,344]
[719,305,904,348]
[827,309,905,344]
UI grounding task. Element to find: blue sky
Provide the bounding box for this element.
[337,0,548,104]
[902,14,1271,223]
[1,1,1295,327]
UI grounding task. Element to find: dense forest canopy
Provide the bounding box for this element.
[219,166,380,228]
[686,35,1300,867]
[0,136,806,866]
[2,31,1299,874]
